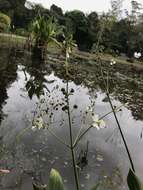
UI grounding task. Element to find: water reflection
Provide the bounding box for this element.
[0,49,143,189]
[0,48,18,124]
[52,58,143,121]
[25,66,50,99]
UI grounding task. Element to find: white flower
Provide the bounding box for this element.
[110,59,116,66]
[32,116,44,131]
[134,52,141,59]
[92,114,106,130]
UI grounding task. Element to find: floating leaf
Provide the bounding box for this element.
[127,169,143,190]
[48,169,64,190]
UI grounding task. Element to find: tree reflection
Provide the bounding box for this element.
[25,63,52,99]
[0,48,18,124]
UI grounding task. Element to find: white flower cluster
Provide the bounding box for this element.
[86,106,106,130]
[134,52,141,59]
[92,114,106,130]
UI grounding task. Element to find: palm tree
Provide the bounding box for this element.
[31,16,61,61]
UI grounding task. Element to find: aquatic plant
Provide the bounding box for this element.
[29,34,126,190]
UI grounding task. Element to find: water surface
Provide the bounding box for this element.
[0,48,143,190]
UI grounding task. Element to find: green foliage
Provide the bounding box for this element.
[32,16,61,47]
[31,15,62,60]
[127,169,143,190]
[0,12,11,32]
[26,76,49,99]
[65,10,92,50]
[1,0,143,56]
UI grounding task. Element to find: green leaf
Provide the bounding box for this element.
[48,169,64,190]
[127,169,143,190]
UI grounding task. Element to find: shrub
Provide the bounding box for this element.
[0,12,11,32]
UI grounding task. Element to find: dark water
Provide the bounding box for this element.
[0,48,143,190]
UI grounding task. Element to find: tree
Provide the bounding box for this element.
[87,12,99,45]
[130,0,143,24]
[50,4,63,17]
[110,0,124,20]
[0,0,26,16]
[31,16,61,61]
[50,4,65,25]
[65,10,91,50]
[127,21,143,57]
[98,13,116,52]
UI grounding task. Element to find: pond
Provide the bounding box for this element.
[0,47,143,190]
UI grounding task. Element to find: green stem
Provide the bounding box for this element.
[73,126,93,148]
[106,92,135,172]
[99,59,135,172]
[73,105,122,148]
[66,78,80,190]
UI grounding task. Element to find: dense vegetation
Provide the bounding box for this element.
[0,12,11,32]
[0,0,143,58]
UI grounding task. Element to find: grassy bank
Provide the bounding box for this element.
[0,33,26,48]
[0,32,143,69]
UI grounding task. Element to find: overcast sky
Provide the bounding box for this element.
[27,0,143,13]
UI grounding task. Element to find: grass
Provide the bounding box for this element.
[74,49,143,69]
[0,32,26,48]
